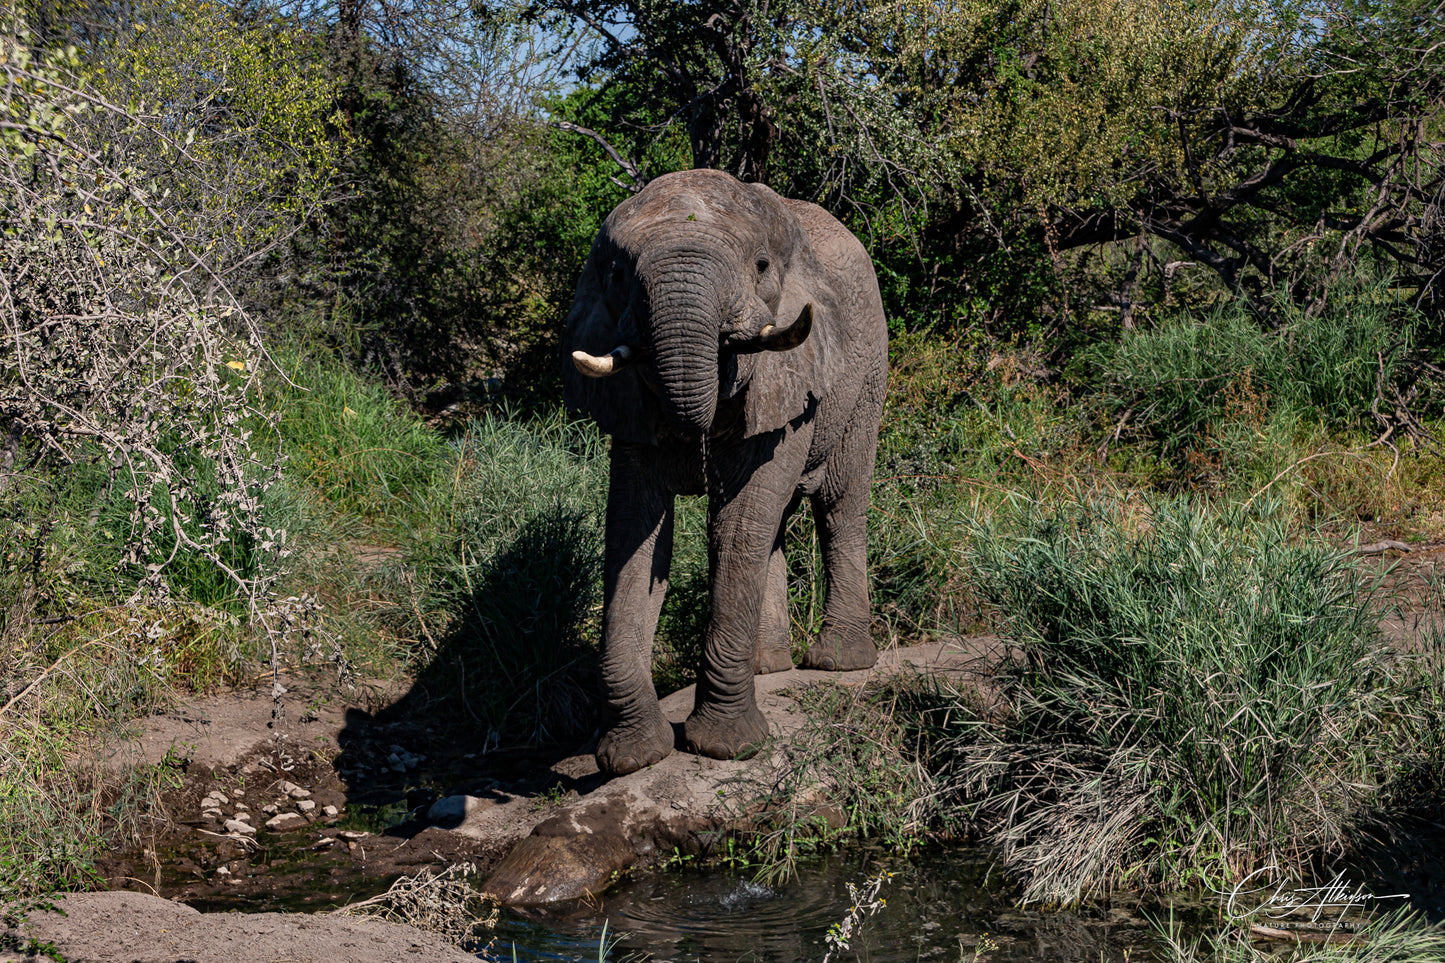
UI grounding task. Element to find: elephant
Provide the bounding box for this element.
[562,168,888,776]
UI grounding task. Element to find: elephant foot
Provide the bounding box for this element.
[596,708,675,776]
[753,641,794,674]
[684,702,770,760]
[799,625,878,671]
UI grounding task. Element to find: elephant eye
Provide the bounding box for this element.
[755,257,770,276]
[610,263,626,287]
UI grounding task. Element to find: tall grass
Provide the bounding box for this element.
[387,413,607,744]
[269,356,451,529]
[948,496,1405,904]
[1092,283,1426,461]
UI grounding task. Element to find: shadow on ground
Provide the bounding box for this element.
[335,503,606,834]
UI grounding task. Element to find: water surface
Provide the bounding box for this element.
[490,847,1180,962]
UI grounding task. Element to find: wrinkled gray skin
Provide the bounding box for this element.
[563,169,887,776]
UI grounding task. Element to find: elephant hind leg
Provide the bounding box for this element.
[799,403,882,673]
[754,506,796,674]
[797,485,877,671]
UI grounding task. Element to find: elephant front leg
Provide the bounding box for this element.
[596,448,677,776]
[686,437,806,759]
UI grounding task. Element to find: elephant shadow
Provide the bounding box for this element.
[334,503,612,827]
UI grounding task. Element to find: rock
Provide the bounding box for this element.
[215,866,229,875]
[265,812,306,832]
[278,780,310,799]
[261,803,278,815]
[427,795,468,823]
[234,803,248,811]
[482,831,634,906]
[467,640,986,908]
[223,818,256,836]
[296,799,315,813]
[322,805,339,818]
[201,808,221,819]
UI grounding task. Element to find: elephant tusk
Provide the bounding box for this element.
[572,345,636,378]
[757,302,813,352]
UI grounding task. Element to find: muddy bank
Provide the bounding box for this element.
[65,639,989,948]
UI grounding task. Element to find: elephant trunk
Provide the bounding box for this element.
[639,254,725,435]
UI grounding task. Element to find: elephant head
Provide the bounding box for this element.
[563,169,842,443]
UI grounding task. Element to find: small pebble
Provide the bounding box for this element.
[297,800,316,813]
[223,818,256,836]
[322,805,339,818]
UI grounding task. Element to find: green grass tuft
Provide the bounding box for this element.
[950,495,1405,904]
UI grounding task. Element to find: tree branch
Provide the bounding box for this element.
[550,121,646,191]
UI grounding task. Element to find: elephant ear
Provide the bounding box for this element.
[736,247,845,440]
[562,241,658,446]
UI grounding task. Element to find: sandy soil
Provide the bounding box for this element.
[2,891,477,963]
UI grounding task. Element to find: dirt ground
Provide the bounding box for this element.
[3,891,479,963]
[3,639,996,961]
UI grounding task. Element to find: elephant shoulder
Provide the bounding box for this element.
[780,198,872,279]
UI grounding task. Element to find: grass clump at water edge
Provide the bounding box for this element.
[944,495,1405,904]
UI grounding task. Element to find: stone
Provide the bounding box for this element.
[481,831,634,906]
[322,805,339,818]
[427,795,468,823]
[279,780,311,800]
[223,818,256,836]
[262,803,278,815]
[265,812,306,832]
[296,800,315,813]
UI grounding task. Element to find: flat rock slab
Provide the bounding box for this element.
[1,891,475,963]
[479,638,995,905]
